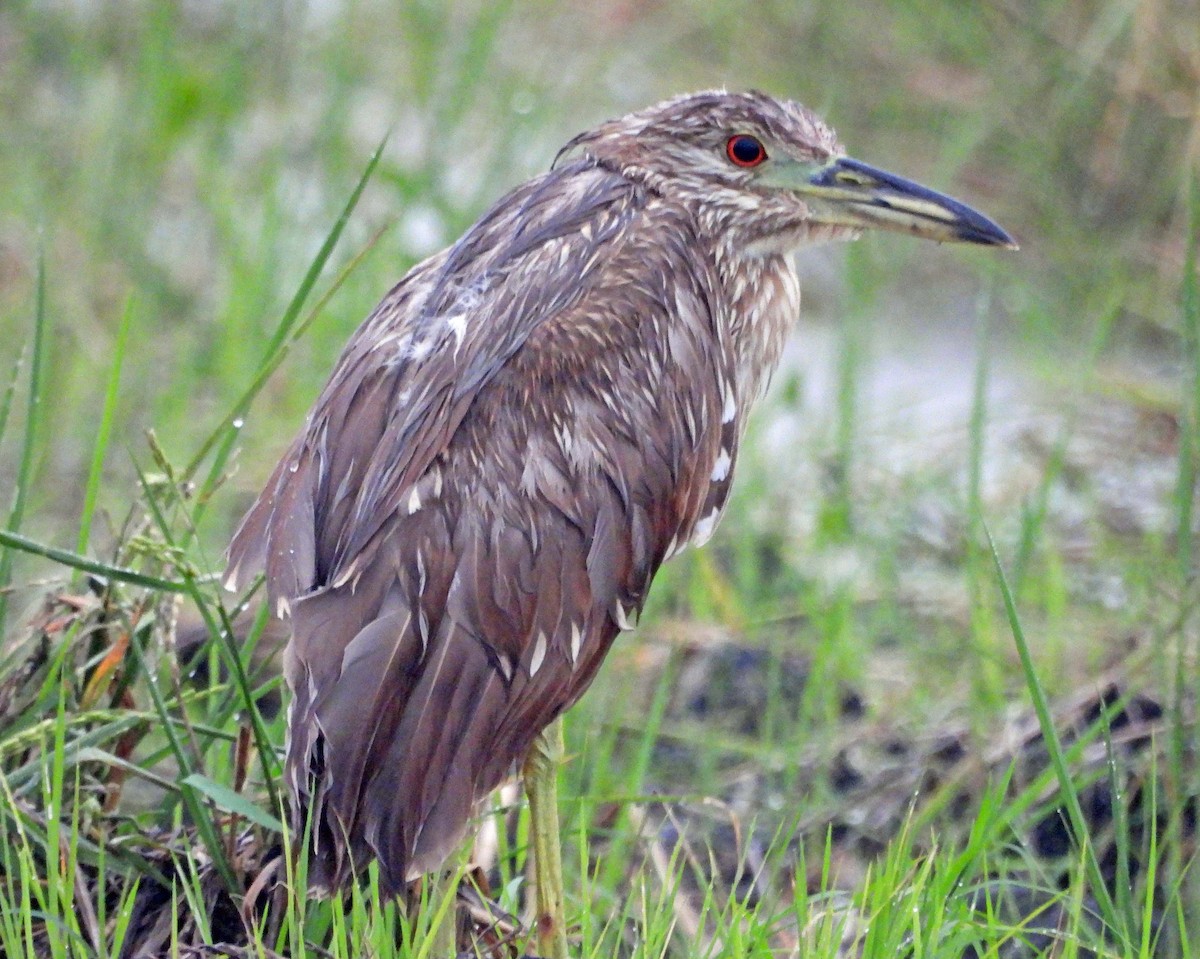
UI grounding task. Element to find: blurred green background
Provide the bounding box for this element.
[1,1,1198,952]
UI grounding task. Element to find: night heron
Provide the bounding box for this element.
[225,90,1015,955]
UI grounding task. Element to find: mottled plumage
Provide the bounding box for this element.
[226,90,1013,894]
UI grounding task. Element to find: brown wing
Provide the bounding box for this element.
[226,159,743,892]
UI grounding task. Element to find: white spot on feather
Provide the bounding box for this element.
[407,487,422,514]
[554,422,573,457]
[530,632,548,677]
[683,403,698,443]
[409,338,432,362]
[711,448,731,482]
[275,595,291,619]
[722,384,737,423]
[331,558,360,589]
[446,313,467,349]
[417,609,430,654]
[692,508,721,548]
[569,623,583,664]
[731,272,747,302]
[614,600,637,631]
[497,654,515,682]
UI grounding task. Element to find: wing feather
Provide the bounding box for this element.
[226,157,748,892]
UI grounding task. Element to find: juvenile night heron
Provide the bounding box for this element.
[225,90,1014,954]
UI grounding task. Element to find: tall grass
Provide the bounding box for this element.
[1,0,1197,955]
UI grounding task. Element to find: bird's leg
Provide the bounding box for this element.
[523,717,569,959]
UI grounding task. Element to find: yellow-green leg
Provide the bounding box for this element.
[523,717,569,959]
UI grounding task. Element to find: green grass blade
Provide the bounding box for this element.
[966,285,1004,717]
[0,527,188,592]
[180,773,284,832]
[182,133,390,489]
[187,218,389,543]
[1167,170,1200,959]
[128,458,242,894]
[76,294,133,560]
[984,524,1125,947]
[1101,708,1134,937]
[1179,172,1200,576]
[132,448,283,814]
[0,243,48,632]
[0,340,23,452]
[180,593,283,814]
[1140,769,1160,959]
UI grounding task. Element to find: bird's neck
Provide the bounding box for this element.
[712,243,801,409]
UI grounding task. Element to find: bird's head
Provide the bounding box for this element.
[558,89,1016,255]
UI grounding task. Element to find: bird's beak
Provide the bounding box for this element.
[775,156,1018,249]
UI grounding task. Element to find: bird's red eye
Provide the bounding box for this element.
[726,134,767,167]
